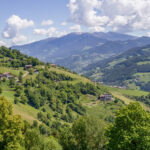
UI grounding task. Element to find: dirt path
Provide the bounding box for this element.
[23,71,29,78]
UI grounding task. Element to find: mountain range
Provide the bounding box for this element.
[12,32,140,72]
[12,32,150,91]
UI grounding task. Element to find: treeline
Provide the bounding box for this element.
[0,46,42,68]
[1,96,150,150]
[130,93,150,106]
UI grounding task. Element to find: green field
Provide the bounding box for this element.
[0,66,25,76]
[134,72,150,83]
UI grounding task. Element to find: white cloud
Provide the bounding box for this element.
[68,0,150,32]
[3,15,34,39]
[12,35,27,45]
[34,27,67,37]
[70,24,81,32]
[67,0,109,27]
[147,32,150,37]
[88,26,105,32]
[61,22,67,26]
[0,40,7,47]
[41,20,53,26]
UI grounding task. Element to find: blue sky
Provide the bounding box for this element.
[0,0,150,46]
[0,0,72,46]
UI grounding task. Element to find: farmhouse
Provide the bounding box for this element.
[0,72,14,80]
[98,93,113,101]
[25,65,32,70]
[0,74,4,79]
[34,69,39,74]
[51,64,56,67]
[3,72,14,79]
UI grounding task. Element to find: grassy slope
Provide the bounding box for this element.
[0,65,150,125]
[106,86,150,111]
[0,65,93,124]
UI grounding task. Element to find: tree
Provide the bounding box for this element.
[20,95,28,104]
[60,116,106,150]
[25,129,42,150]
[25,129,62,150]
[42,136,62,150]
[19,71,23,83]
[106,102,150,150]
[9,78,15,88]
[0,87,2,94]
[0,96,24,150]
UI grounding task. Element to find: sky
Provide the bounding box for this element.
[1,0,150,46]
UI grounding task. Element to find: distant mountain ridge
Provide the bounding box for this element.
[12,32,139,72]
[12,32,150,75]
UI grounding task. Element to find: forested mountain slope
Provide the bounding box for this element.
[84,45,150,91]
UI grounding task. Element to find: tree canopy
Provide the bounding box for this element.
[106,102,150,150]
[0,96,24,150]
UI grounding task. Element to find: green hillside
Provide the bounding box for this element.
[1,46,150,149]
[1,46,150,125]
[84,45,150,91]
[0,46,120,128]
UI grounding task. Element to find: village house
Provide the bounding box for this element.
[25,65,32,70]
[50,64,56,67]
[34,69,39,74]
[8,58,13,62]
[0,74,4,80]
[98,93,113,101]
[0,72,14,80]
[3,72,14,79]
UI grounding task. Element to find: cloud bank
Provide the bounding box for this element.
[68,0,150,32]
[34,27,67,37]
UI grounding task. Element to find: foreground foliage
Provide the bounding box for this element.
[106,102,150,150]
[0,96,24,150]
[60,116,106,150]
[0,96,62,150]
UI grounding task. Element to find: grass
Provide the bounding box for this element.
[49,66,92,84]
[85,100,123,122]
[0,82,39,124]
[111,92,150,112]
[134,72,150,83]
[106,58,126,69]
[106,86,148,97]
[14,103,40,123]
[0,66,25,76]
[137,61,150,65]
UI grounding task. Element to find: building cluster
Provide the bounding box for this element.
[111,85,127,89]
[0,72,14,80]
[98,93,113,101]
[25,65,33,70]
